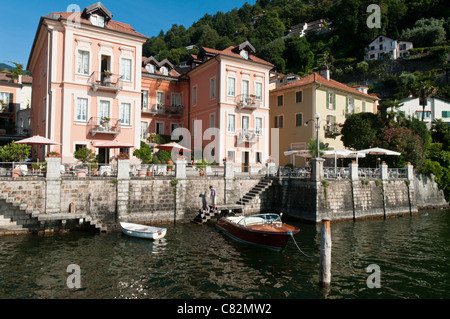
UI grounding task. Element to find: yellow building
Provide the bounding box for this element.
[269,72,379,166]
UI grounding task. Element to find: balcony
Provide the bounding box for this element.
[235,95,262,110]
[88,117,121,137]
[324,123,342,139]
[142,104,184,117]
[237,130,258,144]
[0,102,17,114]
[89,72,123,93]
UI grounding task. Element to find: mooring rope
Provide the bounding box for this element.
[290,233,317,258]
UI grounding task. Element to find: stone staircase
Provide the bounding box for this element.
[0,191,41,235]
[190,207,221,224]
[236,177,273,213]
[0,190,107,235]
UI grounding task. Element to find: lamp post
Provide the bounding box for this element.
[305,113,322,158]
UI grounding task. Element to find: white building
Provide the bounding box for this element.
[365,35,413,61]
[397,96,450,127]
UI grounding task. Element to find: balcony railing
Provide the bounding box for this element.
[237,129,258,144]
[143,104,184,117]
[89,72,123,93]
[0,102,17,113]
[324,123,342,138]
[235,95,262,110]
[88,117,121,136]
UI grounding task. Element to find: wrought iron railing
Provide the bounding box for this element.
[89,71,123,92]
[88,117,121,136]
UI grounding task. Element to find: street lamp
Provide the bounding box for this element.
[305,113,322,158]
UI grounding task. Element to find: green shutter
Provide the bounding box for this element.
[362,101,366,112]
[333,93,336,110]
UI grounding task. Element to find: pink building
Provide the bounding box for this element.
[27,3,273,169]
[27,2,148,162]
[183,42,273,169]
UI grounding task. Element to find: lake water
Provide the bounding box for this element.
[0,209,449,300]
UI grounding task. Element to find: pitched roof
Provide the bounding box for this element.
[198,43,273,67]
[0,73,32,84]
[47,11,147,38]
[271,73,379,100]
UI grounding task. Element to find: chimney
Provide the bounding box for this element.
[319,66,330,80]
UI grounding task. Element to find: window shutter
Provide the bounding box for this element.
[333,93,336,110]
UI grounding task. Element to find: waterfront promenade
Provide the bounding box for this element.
[0,158,448,235]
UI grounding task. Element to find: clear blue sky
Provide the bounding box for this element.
[0,0,255,69]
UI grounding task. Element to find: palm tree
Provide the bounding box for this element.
[412,80,437,121]
[307,138,328,158]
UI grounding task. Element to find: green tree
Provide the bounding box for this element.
[284,36,314,73]
[341,112,379,150]
[73,147,96,164]
[401,17,447,47]
[411,80,437,122]
[374,127,426,168]
[133,141,153,164]
[0,141,31,162]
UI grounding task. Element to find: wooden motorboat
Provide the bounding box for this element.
[216,213,299,251]
[120,222,167,240]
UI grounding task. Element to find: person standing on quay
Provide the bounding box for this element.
[209,185,216,210]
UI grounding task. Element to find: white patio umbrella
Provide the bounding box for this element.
[15,135,61,162]
[323,149,366,173]
[357,147,401,167]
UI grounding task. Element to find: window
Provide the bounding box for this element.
[156,122,164,134]
[327,92,335,110]
[142,90,148,111]
[227,150,235,161]
[171,123,182,133]
[76,98,88,121]
[416,111,431,120]
[210,77,216,99]
[295,113,303,127]
[209,114,215,128]
[442,111,450,118]
[242,80,249,99]
[227,77,235,97]
[193,86,197,105]
[160,66,168,76]
[277,95,283,106]
[145,64,155,73]
[99,101,110,120]
[296,91,303,103]
[227,114,235,133]
[77,50,90,75]
[240,50,249,59]
[362,101,366,112]
[242,116,249,132]
[274,115,283,128]
[0,92,11,105]
[140,122,148,140]
[120,103,131,125]
[347,97,354,114]
[172,93,183,106]
[255,117,262,135]
[156,92,164,108]
[120,58,132,81]
[255,152,262,163]
[90,15,105,27]
[255,82,262,101]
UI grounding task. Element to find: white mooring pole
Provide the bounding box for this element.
[319,219,332,288]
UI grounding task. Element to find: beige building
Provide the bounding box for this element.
[269,72,379,166]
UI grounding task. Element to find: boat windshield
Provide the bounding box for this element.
[238,214,282,226]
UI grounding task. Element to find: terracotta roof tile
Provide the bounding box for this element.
[271,73,379,100]
[201,46,273,67]
[52,12,147,38]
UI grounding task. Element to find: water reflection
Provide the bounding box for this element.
[0,210,449,299]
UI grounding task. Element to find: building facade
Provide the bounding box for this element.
[0,73,32,142]
[27,3,148,162]
[364,35,413,61]
[397,96,450,127]
[269,72,379,166]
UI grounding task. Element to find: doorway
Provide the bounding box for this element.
[101,55,111,80]
[242,151,249,173]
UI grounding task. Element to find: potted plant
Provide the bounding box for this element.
[103,70,113,84]
[46,151,61,158]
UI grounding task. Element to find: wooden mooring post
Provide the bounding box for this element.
[319,219,332,288]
